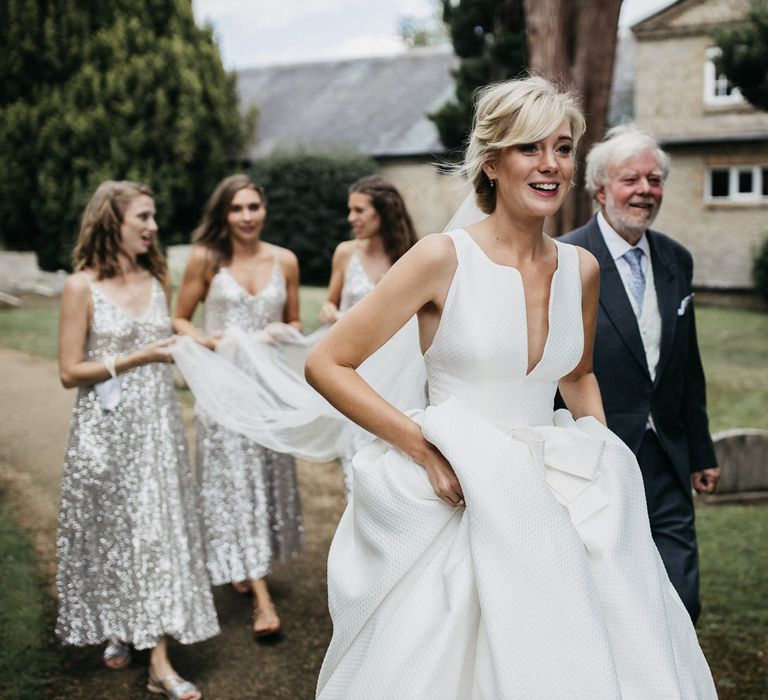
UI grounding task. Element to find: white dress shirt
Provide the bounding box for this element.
[597,213,663,429]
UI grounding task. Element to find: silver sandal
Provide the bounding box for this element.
[102,639,131,669]
[147,673,201,700]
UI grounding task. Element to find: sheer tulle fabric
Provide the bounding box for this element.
[171,317,427,463]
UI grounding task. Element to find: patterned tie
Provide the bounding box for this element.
[623,247,646,311]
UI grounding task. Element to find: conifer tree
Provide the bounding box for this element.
[714,2,768,111]
[0,0,254,269]
[429,0,527,151]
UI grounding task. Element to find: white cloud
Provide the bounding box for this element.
[333,33,404,60]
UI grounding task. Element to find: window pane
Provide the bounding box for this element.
[762,168,768,196]
[738,169,753,193]
[710,169,729,197]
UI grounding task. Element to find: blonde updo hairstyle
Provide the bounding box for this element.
[462,76,586,214]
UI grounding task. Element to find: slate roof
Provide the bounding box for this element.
[237,47,458,160]
[236,42,635,160]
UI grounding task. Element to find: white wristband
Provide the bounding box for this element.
[103,355,117,379]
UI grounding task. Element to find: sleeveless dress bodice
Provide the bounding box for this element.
[204,261,286,333]
[339,251,375,313]
[425,229,582,428]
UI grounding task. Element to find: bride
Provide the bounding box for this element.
[306,77,716,698]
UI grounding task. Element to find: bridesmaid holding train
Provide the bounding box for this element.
[174,174,304,639]
[320,176,418,492]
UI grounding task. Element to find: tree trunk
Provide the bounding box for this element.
[523,0,623,235]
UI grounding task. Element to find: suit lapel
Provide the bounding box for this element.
[586,220,650,379]
[647,231,678,387]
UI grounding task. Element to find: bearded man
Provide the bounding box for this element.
[560,125,719,623]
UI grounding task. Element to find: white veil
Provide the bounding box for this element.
[171,314,427,463]
[170,189,484,464]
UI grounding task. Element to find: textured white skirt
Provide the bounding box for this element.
[317,398,716,699]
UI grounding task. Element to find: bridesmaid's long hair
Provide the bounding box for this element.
[192,173,267,275]
[72,180,167,282]
[349,176,418,263]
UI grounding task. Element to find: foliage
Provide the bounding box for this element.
[713,2,768,111]
[752,236,768,304]
[429,0,527,151]
[0,0,254,270]
[0,499,54,700]
[249,151,377,285]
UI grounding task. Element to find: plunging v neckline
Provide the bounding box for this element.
[350,250,385,287]
[91,278,156,323]
[457,229,560,377]
[221,261,278,299]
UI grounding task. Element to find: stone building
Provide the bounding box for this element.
[237,47,467,238]
[633,0,768,289]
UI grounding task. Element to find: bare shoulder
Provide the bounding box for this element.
[405,232,458,271]
[187,244,213,272]
[334,239,356,258]
[573,245,599,281]
[269,243,299,271]
[62,270,93,298]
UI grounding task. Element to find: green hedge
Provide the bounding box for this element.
[250,151,377,285]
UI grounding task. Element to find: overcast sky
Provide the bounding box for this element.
[192,0,676,69]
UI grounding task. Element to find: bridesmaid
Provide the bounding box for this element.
[319,176,418,492]
[56,180,218,700]
[174,174,303,639]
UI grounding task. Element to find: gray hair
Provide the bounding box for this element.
[461,76,586,215]
[585,124,670,199]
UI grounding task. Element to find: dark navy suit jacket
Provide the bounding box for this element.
[558,216,717,493]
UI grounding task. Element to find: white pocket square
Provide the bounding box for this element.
[677,293,694,316]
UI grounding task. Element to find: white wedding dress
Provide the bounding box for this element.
[317,229,716,699]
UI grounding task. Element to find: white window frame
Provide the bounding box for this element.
[703,47,744,106]
[705,165,768,202]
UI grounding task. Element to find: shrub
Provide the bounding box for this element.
[753,235,768,304]
[249,150,377,285]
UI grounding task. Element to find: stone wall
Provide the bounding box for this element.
[379,159,470,238]
[653,146,768,289]
[634,34,768,141]
[632,0,768,289]
[0,251,68,298]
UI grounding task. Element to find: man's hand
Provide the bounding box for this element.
[691,467,720,494]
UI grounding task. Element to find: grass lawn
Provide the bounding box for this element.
[0,499,55,700]
[695,307,768,433]
[696,504,768,697]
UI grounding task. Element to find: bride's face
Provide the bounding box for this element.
[487,119,574,221]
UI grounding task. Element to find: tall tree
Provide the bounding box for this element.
[714,1,768,111]
[0,0,254,269]
[524,0,623,234]
[430,0,527,151]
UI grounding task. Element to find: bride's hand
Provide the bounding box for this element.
[420,443,464,508]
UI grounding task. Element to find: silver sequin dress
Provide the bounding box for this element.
[338,251,376,493]
[56,278,219,650]
[196,261,304,585]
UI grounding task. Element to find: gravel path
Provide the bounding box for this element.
[0,346,346,699]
